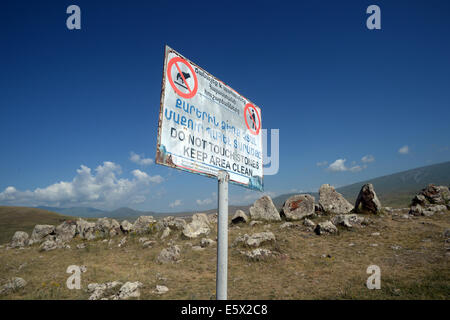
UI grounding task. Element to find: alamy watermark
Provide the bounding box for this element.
[366,265,381,290]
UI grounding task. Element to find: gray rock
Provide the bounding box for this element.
[418,184,449,205]
[409,204,423,216]
[200,238,216,247]
[142,240,156,249]
[318,184,353,214]
[281,194,315,221]
[95,218,121,238]
[354,183,382,214]
[132,216,156,234]
[76,218,97,240]
[39,239,58,251]
[249,196,281,222]
[208,213,218,225]
[87,281,123,300]
[55,221,77,242]
[249,221,263,227]
[157,245,181,264]
[331,214,366,228]
[231,210,249,224]
[303,218,316,228]
[160,227,171,240]
[165,216,187,230]
[314,221,338,235]
[120,220,133,233]
[429,204,447,212]
[117,281,143,300]
[233,231,275,247]
[240,248,272,261]
[279,222,295,229]
[76,243,86,249]
[10,231,29,248]
[153,285,169,295]
[30,225,55,244]
[182,213,211,239]
[0,277,27,295]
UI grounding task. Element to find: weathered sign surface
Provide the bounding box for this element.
[156,46,263,191]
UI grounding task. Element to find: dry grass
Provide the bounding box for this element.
[0,206,75,245]
[0,210,449,300]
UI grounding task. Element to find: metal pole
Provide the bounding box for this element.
[216,170,229,300]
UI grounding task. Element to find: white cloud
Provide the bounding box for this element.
[129,151,154,166]
[398,145,409,154]
[328,159,348,172]
[0,161,164,209]
[196,192,217,206]
[316,161,328,167]
[361,155,375,163]
[349,165,363,172]
[169,199,182,208]
[196,198,213,206]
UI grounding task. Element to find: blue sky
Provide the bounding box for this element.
[0,0,449,212]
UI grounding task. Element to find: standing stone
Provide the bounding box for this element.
[132,216,156,234]
[318,184,353,214]
[164,216,187,230]
[95,218,120,237]
[354,184,382,214]
[120,220,133,233]
[281,194,315,221]
[160,227,171,240]
[10,231,29,248]
[249,196,281,222]
[55,221,77,242]
[109,219,121,237]
[182,213,211,239]
[30,225,55,244]
[231,210,249,224]
[208,213,218,225]
[76,218,97,240]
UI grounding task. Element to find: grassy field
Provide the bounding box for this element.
[0,207,77,245]
[0,208,449,300]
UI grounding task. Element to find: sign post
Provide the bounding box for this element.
[216,170,229,300]
[156,46,263,300]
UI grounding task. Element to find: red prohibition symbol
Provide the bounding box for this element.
[167,56,198,99]
[244,103,261,135]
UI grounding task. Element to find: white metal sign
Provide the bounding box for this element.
[156,46,263,191]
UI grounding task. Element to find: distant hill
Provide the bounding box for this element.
[272,161,450,209]
[0,207,74,244]
[37,206,106,218]
[107,207,156,220]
